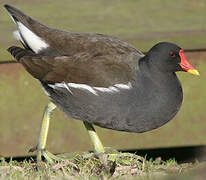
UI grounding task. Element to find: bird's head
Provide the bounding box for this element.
[146,42,199,76]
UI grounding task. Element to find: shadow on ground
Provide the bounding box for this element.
[123,145,206,163]
[3,145,206,164]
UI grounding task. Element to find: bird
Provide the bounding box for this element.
[4,4,199,163]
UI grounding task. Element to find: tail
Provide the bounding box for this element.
[4,4,49,54]
[4,4,32,27]
[7,46,53,81]
[7,46,34,61]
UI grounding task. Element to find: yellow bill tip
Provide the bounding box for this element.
[187,69,200,76]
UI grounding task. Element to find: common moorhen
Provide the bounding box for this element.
[5,4,199,163]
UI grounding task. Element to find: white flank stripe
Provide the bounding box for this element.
[94,82,132,93]
[17,22,49,53]
[94,86,119,93]
[48,82,73,94]
[109,86,119,92]
[48,83,62,89]
[48,82,132,96]
[63,82,73,94]
[114,82,132,89]
[68,83,98,95]
[93,87,112,93]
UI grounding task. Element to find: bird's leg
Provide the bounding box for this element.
[83,122,125,162]
[37,102,56,163]
[30,104,105,163]
[29,102,62,164]
[83,122,105,153]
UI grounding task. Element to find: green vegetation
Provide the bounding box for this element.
[0,0,205,159]
[0,152,204,179]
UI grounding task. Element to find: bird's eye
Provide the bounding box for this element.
[169,51,175,57]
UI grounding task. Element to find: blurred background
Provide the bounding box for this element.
[0,0,205,157]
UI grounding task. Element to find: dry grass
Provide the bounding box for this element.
[1,151,204,179]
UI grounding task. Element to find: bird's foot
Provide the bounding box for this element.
[89,147,121,162]
[94,147,137,162]
[29,146,64,164]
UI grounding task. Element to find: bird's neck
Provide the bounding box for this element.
[138,57,178,84]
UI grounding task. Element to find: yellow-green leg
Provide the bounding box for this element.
[37,102,57,163]
[29,102,61,164]
[83,122,105,153]
[30,102,105,164]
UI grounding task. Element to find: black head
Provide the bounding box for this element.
[145,42,199,75]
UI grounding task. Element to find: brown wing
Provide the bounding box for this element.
[5,4,144,87]
[8,46,141,87]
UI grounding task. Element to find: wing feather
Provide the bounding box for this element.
[8,46,140,87]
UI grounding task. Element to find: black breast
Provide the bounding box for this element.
[41,70,183,133]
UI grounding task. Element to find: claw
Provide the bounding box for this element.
[31,146,64,164]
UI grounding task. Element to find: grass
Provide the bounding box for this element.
[0,152,204,179]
